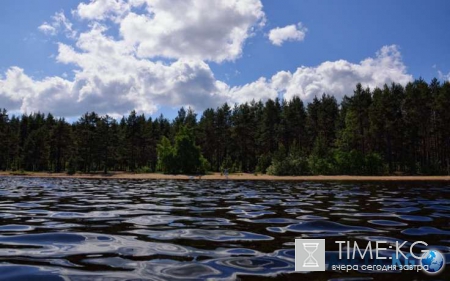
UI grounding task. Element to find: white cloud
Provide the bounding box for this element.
[277,45,413,101]
[0,67,35,110]
[1,0,414,118]
[271,71,292,91]
[268,23,307,46]
[75,0,130,22]
[1,25,225,116]
[38,23,57,36]
[438,70,450,82]
[75,0,265,62]
[38,11,77,39]
[0,67,75,115]
[224,77,278,104]
[225,45,413,104]
[0,40,412,116]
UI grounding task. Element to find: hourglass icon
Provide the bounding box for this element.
[303,242,319,267]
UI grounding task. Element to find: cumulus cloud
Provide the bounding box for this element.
[224,77,278,104]
[0,67,35,110]
[1,25,225,116]
[214,45,412,105]
[0,41,412,116]
[438,70,450,82]
[0,67,75,115]
[75,0,131,22]
[38,11,77,38]
[228,45,413,103]
[3,0,267,116]
[268,23,307,46]
[75,0,266,62]
[0,0,414,117]
[281,45,413,101]
[38,23,57,36]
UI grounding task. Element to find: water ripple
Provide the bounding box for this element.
[0,177,448,280]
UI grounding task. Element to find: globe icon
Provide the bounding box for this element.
[421,250,445,274]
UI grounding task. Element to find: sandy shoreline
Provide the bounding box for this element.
[1,171,450,181]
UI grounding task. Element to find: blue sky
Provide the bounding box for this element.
[0,0,449,120]
[216,0,450,85]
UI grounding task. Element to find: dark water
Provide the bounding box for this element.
[0,177,449,281]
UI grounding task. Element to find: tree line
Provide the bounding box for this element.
[1,78,449,175]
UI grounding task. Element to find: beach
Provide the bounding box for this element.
[1,171,450,181]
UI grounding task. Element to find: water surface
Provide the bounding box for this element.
[0,177,449,280]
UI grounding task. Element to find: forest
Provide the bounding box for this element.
[0,78,449,176]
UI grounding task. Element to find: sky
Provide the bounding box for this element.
[0,0,449,120]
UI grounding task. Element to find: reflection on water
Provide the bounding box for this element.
[0,177,449,280]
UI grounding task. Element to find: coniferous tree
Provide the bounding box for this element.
[1,78,449,176]
[156,136,175,174]
[0,109,9,170]
[198,108,217,170]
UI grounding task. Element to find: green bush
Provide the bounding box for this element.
[333,150,364,175]
[156,136,176,174]
[308,154,335,175]
[306,136,335,175]
[267,144,309,176]
[157,126,208,175]
[67,158,76,175]
[198,156,210,174]
[332,150,386,175]
[364,152,387,175]
[267,155,309,176]
[136,166,152,173]
[256,154,272,174]
[220,155,233,172]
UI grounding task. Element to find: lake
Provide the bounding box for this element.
[0,177,449,280]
